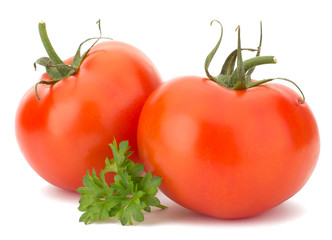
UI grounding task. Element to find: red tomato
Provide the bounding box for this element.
[137,76,320,218]
[16,41,161,191]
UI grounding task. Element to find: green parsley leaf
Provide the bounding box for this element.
[77,139,166,225]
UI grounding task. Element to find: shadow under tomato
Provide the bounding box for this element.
[41,184,81,203]
[40,184,305,226]
[230,201,306,226]
[141,193,306,227]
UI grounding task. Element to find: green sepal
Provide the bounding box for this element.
[205,20,274,89]
[204,20,223,82]
[248,77,305,104]
[204,20,305,103]
[232,25,246,90]
[34,20,112,101]
[246,21,263,79]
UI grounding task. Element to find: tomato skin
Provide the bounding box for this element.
[16,41,161,191]
[137,76,320,218]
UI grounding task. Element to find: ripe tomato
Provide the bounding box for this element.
[137,76,320,218]
[137,20,320,219]
[16,40,161,191]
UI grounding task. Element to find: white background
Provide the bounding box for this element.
[1,0,331,239]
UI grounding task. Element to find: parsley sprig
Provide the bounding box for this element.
[77,139,167,225]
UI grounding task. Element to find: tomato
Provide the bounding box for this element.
[137,21,320,219]
[16,37,161,191]
[137,76,319,218]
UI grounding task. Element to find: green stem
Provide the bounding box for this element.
[231,56,277,85]
[38,21,64,65]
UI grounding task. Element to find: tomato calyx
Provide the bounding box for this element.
[205,20,305,104]
[33,20,112,101]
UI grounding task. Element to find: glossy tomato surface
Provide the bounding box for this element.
[16,41,161,191]
[137,76,320,219]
